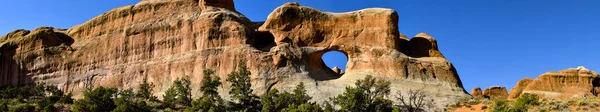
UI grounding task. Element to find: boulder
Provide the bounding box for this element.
[483,86,509,100]
[331,66,341,74]
[471,87,484,99]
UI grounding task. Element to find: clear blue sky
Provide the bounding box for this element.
[2,0,599,93]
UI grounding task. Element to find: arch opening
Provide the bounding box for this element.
[307,49,349,81]
[251,31,276,52]
[321,50,348,75]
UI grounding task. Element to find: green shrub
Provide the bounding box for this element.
[331,75,393,112]
[226,62,260,111]
[137,77,156,101]
[512,93,539,111]
[489,100,510,112]
[261,82,316,112]
[9,104,35,112]
[163,76,192,109]
[188,69,225,112]
[578,100,589,106]
[71,86,118,112]
[0,100,8,111]
[58,92,74,104]
[281,103,323,112]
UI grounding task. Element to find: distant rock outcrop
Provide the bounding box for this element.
[483,86,509,100]
[471,87,484,99]
[331,66,344,75]
[0,0,469,110]
[510,66,600,99]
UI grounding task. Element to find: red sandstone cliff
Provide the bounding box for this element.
[0,0,469,110]
[509,66,600,99]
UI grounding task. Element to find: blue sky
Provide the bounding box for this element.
[1,0,599,93]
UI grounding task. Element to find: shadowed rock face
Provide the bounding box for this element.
[0,0,468,110]
[511,66,600,99]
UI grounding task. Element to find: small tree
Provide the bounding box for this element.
[113,88,151,112]
[189,69,225,111]
[395,89,433,112]
[292,82,312,104]
[323,101,334,112]
[227,62,260,111]
[332,75,394,112]
[72,86,118,112]
[163,85,178,108]
[137,77,156,101]
[163,76,193,109]
[261,82,316,112]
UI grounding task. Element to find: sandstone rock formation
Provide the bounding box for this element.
[331,66,343,75]
[507,78,533,100]
[483,86,509,100]
[0,0,469,110]
[471,87,484,99]
[510,66,600,99]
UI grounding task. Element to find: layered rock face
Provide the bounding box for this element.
[0,0,468,110]
[510,66,600,99]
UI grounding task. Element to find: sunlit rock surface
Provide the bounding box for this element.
[0,0,469,110]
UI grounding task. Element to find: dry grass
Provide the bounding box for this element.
[448,97,600,112]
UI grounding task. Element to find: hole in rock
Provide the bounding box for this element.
[251,31,276,52]
[307,50,349,81]
[321,51,348,75]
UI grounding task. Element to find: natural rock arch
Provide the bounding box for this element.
[307,49,349,80]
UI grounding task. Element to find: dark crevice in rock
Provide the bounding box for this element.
[251,31,276,52]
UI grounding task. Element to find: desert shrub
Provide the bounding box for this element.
[281,103,323,112]
[578,100,589,106]
[323,102,334,112]
[113,89,151,112]
[0,99,8,112]
[113,100,150,112]
[590,103,599,108]
[331,75,393,112]
[71,86,118,112]
[9,104,35,112]
[0,86,33,99]
[566,99,576,105]
[481,105,488,110]
[549,103,568,111]
[58,92,74,104]
[261,82,316,112]
[36,98,54,112]
[489,100,510,112]
[511,93,539,111]
[395,89,434,112]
